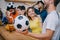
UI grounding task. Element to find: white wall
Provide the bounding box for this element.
[0,0,7,16]
[0,0,40,15]
[0,0,60,16]
[0,0,29,16]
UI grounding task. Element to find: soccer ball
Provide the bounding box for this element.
[14,15,29,31]
[9,2,14,5]
[7,2,14,7]
[7,2,15,11]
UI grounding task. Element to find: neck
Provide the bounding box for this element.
[39,7,44,12]
[31,16,34,20]
[40,8,43,12]
[31,16,36,20]
[47,4,56,13]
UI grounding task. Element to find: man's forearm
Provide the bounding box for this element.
[28,32,50,39]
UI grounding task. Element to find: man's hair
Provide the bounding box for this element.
[21,6,25,10]
[17,6,25,10]
[36,1,44,5]
[54,0,60,6]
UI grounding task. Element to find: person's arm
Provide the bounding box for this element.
[28,13,57,40]
[16,29,28,35]
[28,29,54,39]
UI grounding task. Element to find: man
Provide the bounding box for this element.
[36,1,47,23]
[32,1,47,23]
[0,8,8,25]
[6,4,17,24]
[21,0,60,40]
[17,6,26,16]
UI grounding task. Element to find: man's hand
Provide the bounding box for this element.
[16,29,28,35]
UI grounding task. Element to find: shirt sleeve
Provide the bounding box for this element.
[46,14,58,31]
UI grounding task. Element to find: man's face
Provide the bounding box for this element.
[21,10,25,15]
[17,8,22,15]
[17,8,25,15]
[38,3,43,9]
[44,0,54,6]
[9,9,14,13]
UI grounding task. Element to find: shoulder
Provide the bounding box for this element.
[41,10,47,15]
[46,11,58,23]
[35,16,42,22]
[42,9,47,12]
[47,11,58,19]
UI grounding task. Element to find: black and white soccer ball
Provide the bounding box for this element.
[9,2,14,5]
[7,2,14,7]
[14,15,29,31]
[7,2,15,11]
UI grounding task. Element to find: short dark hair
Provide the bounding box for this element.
[17,5,25,10]
[21,6,25,10]
[36,1,44,5]
[17,6,21,10]
[54,0,60,6]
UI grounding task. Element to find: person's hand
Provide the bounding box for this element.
[16,29,28,35]
[20,29,28,35]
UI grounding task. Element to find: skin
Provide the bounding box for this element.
[17,8,22,15]
[22,10,26,15]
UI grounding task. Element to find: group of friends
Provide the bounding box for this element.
[0,0,60,40]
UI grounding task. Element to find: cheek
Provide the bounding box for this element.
[47,0,49,3]
[17,9,20,12]
[18,10,21,13]
[10,10,12,12]
[22,11,25,14]
[22,10,25,13]
[28,13,31,16]
[38,5,40,8]
[39,3,42,6]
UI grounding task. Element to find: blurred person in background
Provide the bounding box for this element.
[36,1,47,23]
[17,5,26,16]
[0,8,8,25]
